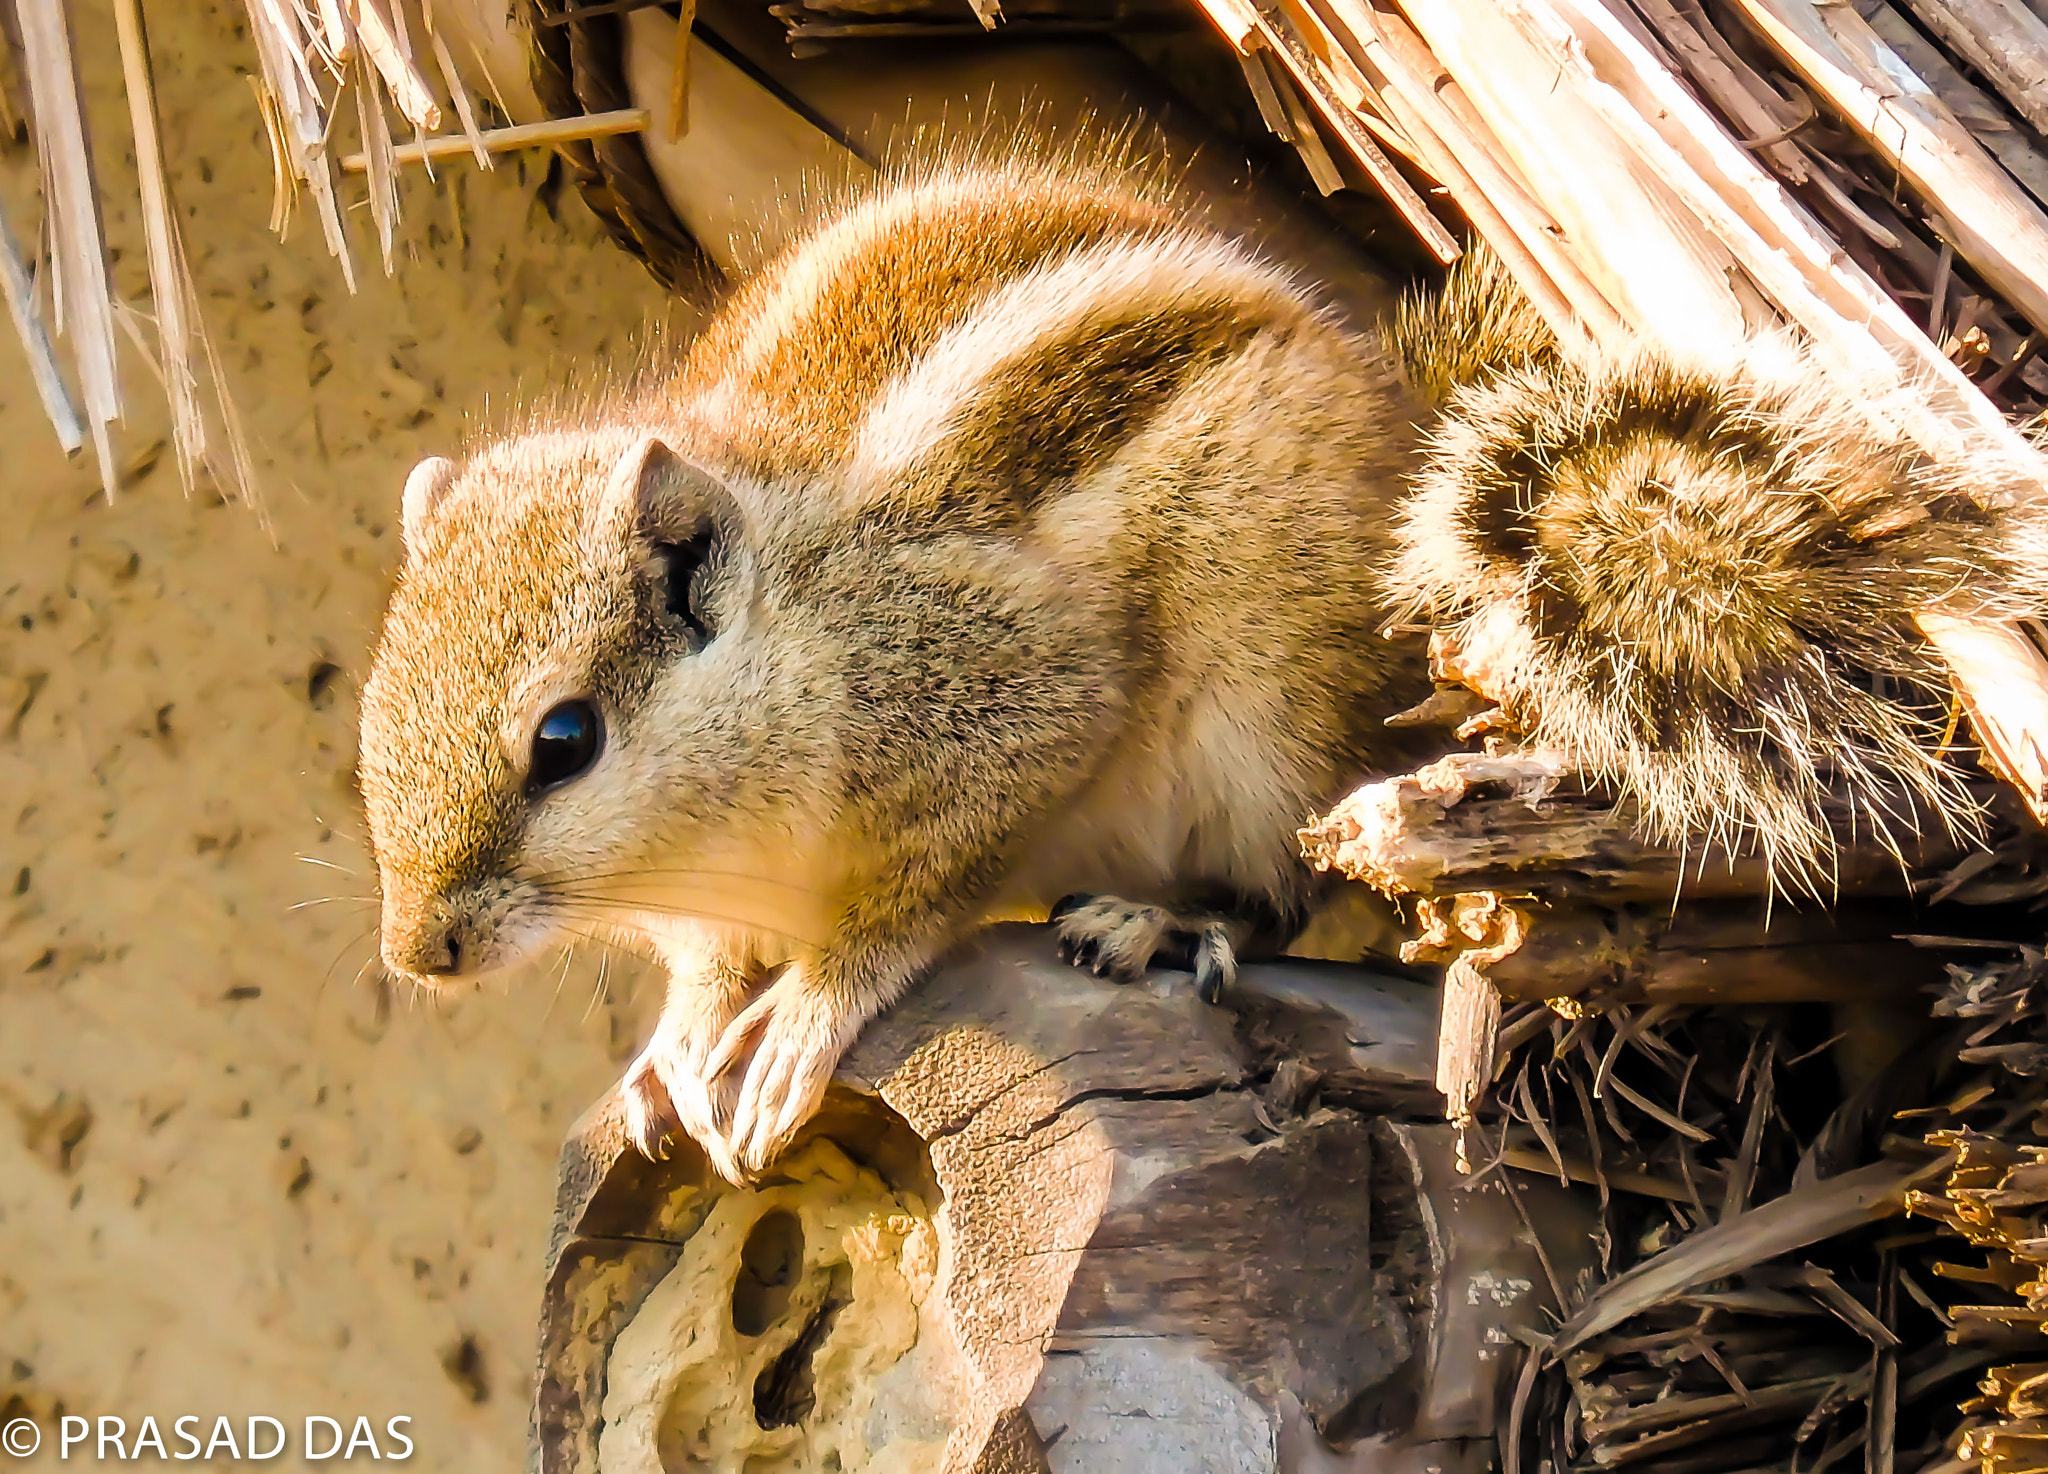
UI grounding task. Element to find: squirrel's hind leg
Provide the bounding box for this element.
[1049,890,1307,1003]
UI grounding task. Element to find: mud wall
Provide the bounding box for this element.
[0,4,687,1464]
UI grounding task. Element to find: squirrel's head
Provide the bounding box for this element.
[358,431,776,987]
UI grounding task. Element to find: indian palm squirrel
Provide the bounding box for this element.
[355,160,2048,1181]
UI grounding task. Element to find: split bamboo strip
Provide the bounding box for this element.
[1261,1,1415,158]
[1482,0,2048,818]
[1573,0,2048,479]
[1858,1,2048,212]
[666,0,696,141]
[315,0,354,61]
[1630,0,1809,184]
[1259,48,1348,194]
[0,26,23,143]
[16,0,120,497]
[1184,0,1460,262]
[1253,1,1460,260]
[1918,613,2048,817]
[254,0,325,103]
[1719,0,2048,339]
[355,0,442,131]
[0,196,84,456]
[1238,39,1298,141]
[1306,0,1618,349]
[1391,0,1754,350]
[429,28,493,168]
[339,108,653,171]
[355,55,400,272]
[112,0,209,491]
[244,0,357,291]
[1232,0,2048,819]
[1514,0,2027,449]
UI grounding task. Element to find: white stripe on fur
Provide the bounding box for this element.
[706,172,1007,391]
[845,230,1304,486]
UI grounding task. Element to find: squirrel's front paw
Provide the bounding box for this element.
[1050,894,1240,1002]
[700,975,862,1182]
[618,1026,735,1166]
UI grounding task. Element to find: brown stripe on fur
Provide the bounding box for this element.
[676,175,1178,480]
[884,299,1289,532]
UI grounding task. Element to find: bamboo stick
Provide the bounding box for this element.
[338,108,652,171]
[1718,0,2048,340]
[1498,1146,1695,1202]
[111,0,207,492]
[1891,0,2048,138]
[0,196,84,455]
[16,0,120,497]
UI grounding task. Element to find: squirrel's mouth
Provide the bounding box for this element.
[379,881,558,986]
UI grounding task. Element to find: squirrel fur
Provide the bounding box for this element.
[356,160,2047,1179]
[358,159,1427,1181]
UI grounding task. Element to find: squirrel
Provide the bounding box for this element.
[355,159,2046,1181]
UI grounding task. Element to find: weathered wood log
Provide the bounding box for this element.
[1469,902,1953,1005]
[1297,751,1976,904]
[531,925,1597,1474]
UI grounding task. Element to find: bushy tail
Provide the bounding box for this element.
[1383,279,2048,881]
[1385,245,1560,407]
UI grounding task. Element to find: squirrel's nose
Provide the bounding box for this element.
[388,922,465,981]
[419,933,462,978]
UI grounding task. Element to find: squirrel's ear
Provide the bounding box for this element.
[400,456,458,556]
[601,435,724,540]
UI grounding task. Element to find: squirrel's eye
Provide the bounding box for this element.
[528,700,603,792]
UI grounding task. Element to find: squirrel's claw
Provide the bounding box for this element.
[619,1026,738,1170]
[703,976,861,1180]
[1191,921,1237,1004]
[1051,895,1244,1001]
[620,1051,682,1161]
